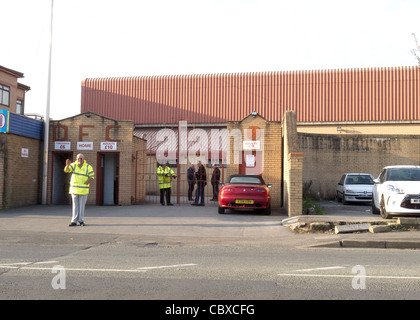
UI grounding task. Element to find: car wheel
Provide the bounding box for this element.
[260,204,271,215]
[218,206,225,214]
[379,197,391,219]
[371,195,380,215]
[336,191,342,202]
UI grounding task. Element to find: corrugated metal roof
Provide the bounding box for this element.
[9,112,43,140]
[81,66,420,124]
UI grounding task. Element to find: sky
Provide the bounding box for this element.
[2,0,419,120]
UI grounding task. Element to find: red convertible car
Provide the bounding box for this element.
[218,174,272,215]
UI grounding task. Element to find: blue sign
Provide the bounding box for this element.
[0,110,8,133]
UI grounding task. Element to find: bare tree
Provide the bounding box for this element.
[412,33,420,69]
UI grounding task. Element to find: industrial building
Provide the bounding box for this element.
[79,66,420,214]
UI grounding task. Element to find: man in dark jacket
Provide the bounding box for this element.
[192,161,206,206]
[187,163,196,201]
[211,164,220,201]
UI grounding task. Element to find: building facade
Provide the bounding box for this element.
[47,112,146,206]
[0,65,30,115]
[0,66,40,209]
[80,66,420,213]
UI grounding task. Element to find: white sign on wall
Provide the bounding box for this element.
[101,142,117,150]
[21,148,29,158]
[243,141,260,150]
[55,141,71,150]
[246,154,255,167]
[77,141,93,150]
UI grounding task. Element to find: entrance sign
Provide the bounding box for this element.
[101,142,117,150]
[77,141,93,150]
[243,140,260,150]
[55,141,71,150]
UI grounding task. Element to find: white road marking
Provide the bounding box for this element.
[34,261,59,265]
[22,267,148,273]
[0,262,33,266]
[136,263,197,270]
[278,273,420,280]
[0,265,147,273]
[0,262,197,273]
[0,265,19,269]
[294,266,346,272]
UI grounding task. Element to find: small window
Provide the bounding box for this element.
[16,100,23,114]
[0,84,10,107]
[229,176,264,184]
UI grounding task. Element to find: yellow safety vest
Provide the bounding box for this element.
[65,160,95,195]
[157,165,176,189]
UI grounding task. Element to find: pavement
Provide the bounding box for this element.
[0,201,420,249]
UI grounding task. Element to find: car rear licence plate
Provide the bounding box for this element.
[411,199,420,204]
[236,199,254,204]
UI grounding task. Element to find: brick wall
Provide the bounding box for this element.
[227,113,282,208]
[1,134,42,208]
[298,122,420,135]
[0,148,3,208]
[282,111,303,216]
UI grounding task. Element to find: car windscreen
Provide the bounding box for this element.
[345,175,373,185]
[386,168,420,181]
[229,176,263,184]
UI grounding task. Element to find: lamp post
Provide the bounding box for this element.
[42,0,54,204]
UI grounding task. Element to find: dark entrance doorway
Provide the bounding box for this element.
[52,151,73,204]
[96,152,119,205]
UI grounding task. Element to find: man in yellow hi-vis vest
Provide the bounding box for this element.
[157,162,176,205]
[64,154,95,226]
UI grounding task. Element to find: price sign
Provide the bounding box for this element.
[243,141,260,150]
[101,142,117,150]
[55,141,71,150]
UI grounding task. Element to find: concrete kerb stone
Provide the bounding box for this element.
[385,240,420,249]
[369,225,392,233]
[308,239,420,249]
[397,217,420,225]
[341,239,386,248]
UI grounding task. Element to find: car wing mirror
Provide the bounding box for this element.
[267,184,272,188]
[373,179,380,184]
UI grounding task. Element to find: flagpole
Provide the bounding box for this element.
[42,0,54,204]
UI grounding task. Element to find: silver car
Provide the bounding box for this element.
[336,173,374,204]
